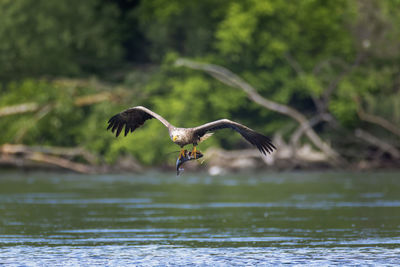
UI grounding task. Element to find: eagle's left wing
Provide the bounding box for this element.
[193,119,275,155]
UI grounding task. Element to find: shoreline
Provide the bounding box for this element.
[1,144,399,175]
[1,159,399,175]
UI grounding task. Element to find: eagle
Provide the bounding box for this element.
[107,106,275,159]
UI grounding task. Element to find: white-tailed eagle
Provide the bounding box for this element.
[107,106,275,158]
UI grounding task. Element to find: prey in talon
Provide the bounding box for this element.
[176,149,203,176]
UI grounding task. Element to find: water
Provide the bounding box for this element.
[0,170,399,265]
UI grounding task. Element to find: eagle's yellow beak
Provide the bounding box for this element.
[173,135,178,142]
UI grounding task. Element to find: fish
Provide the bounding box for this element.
[176,149,203,175]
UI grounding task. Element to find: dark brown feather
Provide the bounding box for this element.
[193,119,276,155]
[107,108,154,137]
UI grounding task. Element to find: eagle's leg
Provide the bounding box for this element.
[178,148,185,159]
[191,145,198,159]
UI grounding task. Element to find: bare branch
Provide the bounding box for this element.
[0,103,40,117]
[0,144,97,173]
[312,58,349,76]
[290,113,333,148]
[355,129,400,159]
[355,97,400,137]
[322,53,364,106]
[285,52,363,114]
[14,104,53,143]
[0,91,123,118]
[284,53,304,75]
[175,58,342,162]
[27,153,94,173]
[75,92,113,106]
[284,53,325,113]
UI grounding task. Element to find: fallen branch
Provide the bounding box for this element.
[175,58,341,162]
[355,129,400,159]
[290,113,333,149]
[14,104,53,142]
[204,143,330,171]
[52,78,133,93]
[0,92,121,118]
[1,91,124,142]
[355,97,400,137]
[74,92,113,106]
[0,103,40,117]
[27,152,94,173]
[0,144,99,173]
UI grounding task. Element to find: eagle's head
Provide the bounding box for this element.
[171,128,186,145]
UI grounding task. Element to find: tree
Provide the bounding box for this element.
[0,0,122,80]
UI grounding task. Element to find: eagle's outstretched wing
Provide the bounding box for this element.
[193,119,275,155]
[107,106,172,137]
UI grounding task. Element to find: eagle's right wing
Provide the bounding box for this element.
[107,106,172,137]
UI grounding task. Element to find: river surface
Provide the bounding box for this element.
[0,170,399,266]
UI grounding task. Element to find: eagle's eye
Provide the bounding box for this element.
[173,135,178,141]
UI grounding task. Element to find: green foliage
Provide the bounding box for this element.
[0,0,122,79]
[0,80,122,158]
[1,0,400,165]
[135,0,230,60]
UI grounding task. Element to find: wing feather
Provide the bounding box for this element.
[107,106,172,137]
[193,119,276,155]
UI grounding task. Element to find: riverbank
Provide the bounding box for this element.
[1,144,398,176]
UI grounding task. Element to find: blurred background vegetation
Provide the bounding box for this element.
[0,0,399,170]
